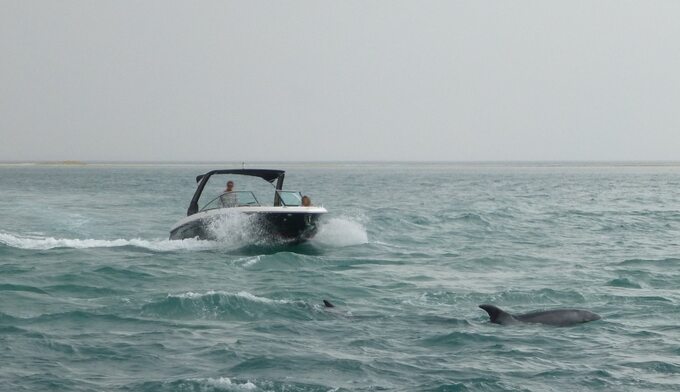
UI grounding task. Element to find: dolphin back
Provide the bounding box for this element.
[515,309,601,326]
[479,304,518,325]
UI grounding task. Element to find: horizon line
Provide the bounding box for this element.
[2,159,680,165]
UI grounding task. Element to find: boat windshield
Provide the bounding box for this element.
[200,191,260,211]
[276,191,303,206]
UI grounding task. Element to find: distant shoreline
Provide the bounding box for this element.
[1,160,679,168]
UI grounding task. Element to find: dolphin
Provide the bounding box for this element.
[323,299,335,308]
[479,304,601,327]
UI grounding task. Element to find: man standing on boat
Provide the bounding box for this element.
[221,180,238,207]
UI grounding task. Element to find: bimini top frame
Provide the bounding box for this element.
[187,169,285,215]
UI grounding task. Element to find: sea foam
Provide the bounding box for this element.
[192,377,257,390]
[170,290,293,304]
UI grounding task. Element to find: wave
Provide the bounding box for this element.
[420,331,505,348]
[622,360,680,374]
[192,377,257,391]
[141,290,321,321]
[617,258,680,267]
[0,231,216,251]
[172,290,290,304]
[43,284,127,297]
[452,212,491,226]
[0,283,49,295]
[26,310,160,325]
[483,288,589,305]
[0,325,28,334]
[0,311,20,323]
[606,278,642,289]
[94,266,154,279]
[130,377,335,392]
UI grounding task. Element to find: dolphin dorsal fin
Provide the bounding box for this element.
[479,304,515,325]
[323,299,335,308]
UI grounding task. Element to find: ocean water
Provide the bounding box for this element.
[1,162,679,391]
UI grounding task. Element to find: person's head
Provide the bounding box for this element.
[226,181,234,192]
[301,195,311,207]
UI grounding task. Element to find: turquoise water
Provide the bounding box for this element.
[1,162,679,391]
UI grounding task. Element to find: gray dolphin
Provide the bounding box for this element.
[479,304,601,326]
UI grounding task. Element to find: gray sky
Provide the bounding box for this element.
[1,1,679,162]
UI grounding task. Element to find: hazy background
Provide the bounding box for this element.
[1,1,679,162]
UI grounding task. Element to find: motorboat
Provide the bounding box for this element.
[169,169,327,242]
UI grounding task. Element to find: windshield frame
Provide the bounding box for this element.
[275,190,304,206]
[199,191,261,211]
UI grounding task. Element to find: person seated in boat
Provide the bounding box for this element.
[301,195,312,207]
[221,180,238,207]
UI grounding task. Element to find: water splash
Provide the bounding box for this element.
[205,210,265,245]
[232,255,262,268]
[312,216,369,247]
[204,210,297,248]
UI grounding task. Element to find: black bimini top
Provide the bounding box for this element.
[188,169,286,215]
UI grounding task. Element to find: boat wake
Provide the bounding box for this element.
[0,215,369,252]
[0,231,215,252]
